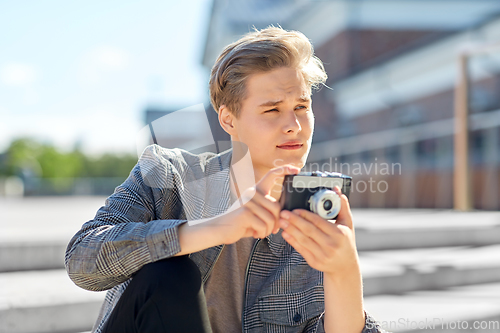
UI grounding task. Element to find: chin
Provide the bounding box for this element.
[271,156,307,169]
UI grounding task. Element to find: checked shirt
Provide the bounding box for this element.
[65,144,385,333]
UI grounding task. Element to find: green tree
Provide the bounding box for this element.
[2,138,44,177]
[84,153,137,178]
[1,137,137,179]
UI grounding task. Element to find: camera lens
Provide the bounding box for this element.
[308,189,341,220]
[323,199,332,211]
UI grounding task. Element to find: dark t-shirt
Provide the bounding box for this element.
[204,236,257,332]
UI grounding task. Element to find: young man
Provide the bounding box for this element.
[66,27,384,333]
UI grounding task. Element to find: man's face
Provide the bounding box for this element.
[224,67,314,178]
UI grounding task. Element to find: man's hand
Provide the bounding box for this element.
[278,186,365,333]
[278,186,359,277]
[176,165,300,256]
[217,165,300,244]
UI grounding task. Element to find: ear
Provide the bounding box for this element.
[218,105,237,136]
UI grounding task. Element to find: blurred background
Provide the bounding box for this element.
[1,1,500,332]
[0,0,212,196]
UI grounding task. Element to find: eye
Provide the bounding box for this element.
[264,108,279,113]
[295,105,308,111]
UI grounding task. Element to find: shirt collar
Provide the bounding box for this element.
[266,230,289,257]
[216,148,289,257]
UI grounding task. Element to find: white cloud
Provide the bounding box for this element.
[78,46,131,85]
[0,63,37,86]
[74,104,139,154]
[0,103,140,155]
[90,46,130,70]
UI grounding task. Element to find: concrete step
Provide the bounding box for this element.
[353,209,500,251]
[1,198,500,333]
[355,225,500,251]
[0,269,105,333]
[3,224,499,272]
[0,196,105,273]
[0,242,66,272]
[3,226,500,273]
[2,231,500,273]
[352,209,500,230]
[360,245,500,295]
[0,196,105,245]
[364,282,500,332]
[1,199,500,272]
[2,244,500,333]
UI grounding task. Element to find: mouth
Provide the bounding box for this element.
[276,142,303,150]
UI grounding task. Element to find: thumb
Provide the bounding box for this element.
[256,165,300,196]
[333,186,354,230]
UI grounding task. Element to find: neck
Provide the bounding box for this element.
[229,155,255,198]
[229,141,257,197]
[229,142,283,201]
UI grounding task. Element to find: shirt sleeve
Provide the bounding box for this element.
[65,145,188,292]
[307,310,389,333]
[361,311,389,333]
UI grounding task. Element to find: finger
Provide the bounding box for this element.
[245,199,277,236]
[253,191,281,218]
[251,191,282,233]
[280,213,328,258]
[242,227,255,238]
[281,230,318,264]
[245,210,269,239]
[289,209,338,236]
[256,165,300,196]
[333,186,354,230]
[264,194,281,234]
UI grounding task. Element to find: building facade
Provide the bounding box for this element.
[201,0,500,209]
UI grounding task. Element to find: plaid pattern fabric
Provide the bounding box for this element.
[65,144,386,333]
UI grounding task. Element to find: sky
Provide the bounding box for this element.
[0,0,212,156]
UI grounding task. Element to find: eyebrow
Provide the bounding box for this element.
[258,96,311,108]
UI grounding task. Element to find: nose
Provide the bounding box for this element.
[282,110,302,134]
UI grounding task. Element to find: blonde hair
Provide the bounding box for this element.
[209,26,327,117]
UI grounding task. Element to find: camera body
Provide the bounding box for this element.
[279,171,352,220]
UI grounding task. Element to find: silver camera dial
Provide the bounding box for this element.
[308,189,341,220]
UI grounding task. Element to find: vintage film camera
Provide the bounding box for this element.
[279,171,352,220]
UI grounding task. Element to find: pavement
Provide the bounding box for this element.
[1,196,500,333]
